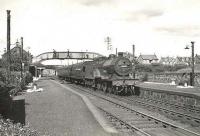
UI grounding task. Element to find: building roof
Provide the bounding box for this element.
[196,54,200,61]
[2,45,30,58]
[196,54,200,57]
[138,54,158,60]
[176,56,191,61]
[160,57,176,62]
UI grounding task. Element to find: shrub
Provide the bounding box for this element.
[141,73,148,81]
[0,68,7,83]
[135,64,152,72]
[0,117,39,136]
[25,72,33,85]
[0,81,7,91]
[9,86,21,96]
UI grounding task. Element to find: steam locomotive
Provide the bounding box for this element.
[57,54,136,95]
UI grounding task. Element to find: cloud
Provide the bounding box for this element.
[156,25,200,37]
[123,9,164,22]
[81,0,114,6]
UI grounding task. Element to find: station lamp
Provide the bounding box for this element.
[184,41,195,86]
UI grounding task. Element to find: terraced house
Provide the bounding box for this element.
[159,57,176,65]
[137,54,159,64]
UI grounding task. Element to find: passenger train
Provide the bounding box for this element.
[57,54,136,95]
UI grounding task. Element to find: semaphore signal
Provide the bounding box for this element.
[104,36,112,51]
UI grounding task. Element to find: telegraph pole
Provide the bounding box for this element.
[6,10,11,83]
[105,36,112,54]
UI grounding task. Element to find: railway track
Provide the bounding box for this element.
[134,96,200,115]
[67,80,200,127]
[113,96,200,127]
[59,80,200,136]
[63,79,200,127]
[98,107,151,136]
[141,97,200,114]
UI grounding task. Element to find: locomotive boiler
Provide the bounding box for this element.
[57,54,136,95]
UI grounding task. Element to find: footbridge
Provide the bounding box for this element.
[32,51,104,64]
[30,51,104,77]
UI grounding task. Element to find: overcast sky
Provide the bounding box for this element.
[0,0,200,58]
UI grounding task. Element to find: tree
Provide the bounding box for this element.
[135,64,152,72]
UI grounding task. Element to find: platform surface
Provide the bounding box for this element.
[135,82,200,98]
[24,78,115,136]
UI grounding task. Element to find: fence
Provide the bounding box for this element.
[137,72,200,87]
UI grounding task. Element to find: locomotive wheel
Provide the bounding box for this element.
[129,86,134,95]
[85,81,89,87]
[115,86,124,95]
[92,81,96,91]
[113,86,118,95]
[102,82,107,93]
[97,83,101,90]
[107,86,113,94]
[114,90,118,95]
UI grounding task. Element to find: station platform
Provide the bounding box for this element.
[135,82,200,99]
[24,78,117,136]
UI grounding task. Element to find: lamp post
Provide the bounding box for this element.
[185,41,195,86]
[132,44,136,79]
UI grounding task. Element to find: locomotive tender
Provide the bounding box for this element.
[57,54,136,95]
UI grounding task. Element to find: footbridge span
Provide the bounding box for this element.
[32,51,104,64]
[31,51,104,77]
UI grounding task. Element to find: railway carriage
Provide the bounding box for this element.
[57,65,72,81]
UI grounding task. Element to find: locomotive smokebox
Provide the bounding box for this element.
[114,57,132,76]
[103,57,132,76]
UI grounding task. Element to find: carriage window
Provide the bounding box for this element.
[83,66,85,72]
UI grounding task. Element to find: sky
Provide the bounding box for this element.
[0,0,200,60]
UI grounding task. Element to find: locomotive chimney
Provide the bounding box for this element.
[118,52,123,57]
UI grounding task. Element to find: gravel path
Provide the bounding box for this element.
[24,79,114,136]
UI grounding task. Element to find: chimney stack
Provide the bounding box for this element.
[6,10,11,83]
